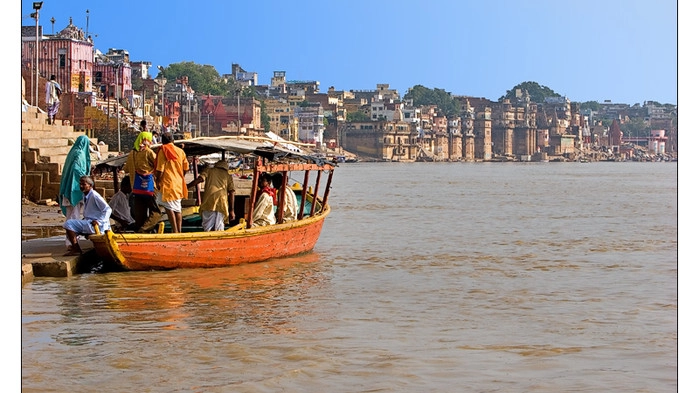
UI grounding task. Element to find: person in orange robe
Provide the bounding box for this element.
[154,132,190,233]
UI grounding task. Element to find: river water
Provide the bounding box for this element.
[21,162,678,392]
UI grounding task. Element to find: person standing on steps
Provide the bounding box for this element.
[45,75,62,125]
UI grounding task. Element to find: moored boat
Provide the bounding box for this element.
[89,136,335,271]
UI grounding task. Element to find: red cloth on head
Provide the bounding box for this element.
[261,186,277,205]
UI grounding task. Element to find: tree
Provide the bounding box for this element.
[131,76,144,92]
[500,81,560,104]
[158,62,227,95]
[620,117,651,139]
[346,111,370,122]
[579,101,601,112]
[223,80,258,100]
[404,85,460,117]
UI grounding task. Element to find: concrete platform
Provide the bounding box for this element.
[21,236,98,284]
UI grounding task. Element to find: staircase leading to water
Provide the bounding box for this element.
[22,104,112,203]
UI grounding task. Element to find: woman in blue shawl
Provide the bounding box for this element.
[58,135,92,246]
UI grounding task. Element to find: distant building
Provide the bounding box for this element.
[223,63,258,86]
[21,17,94,97]
[295,104,325,146]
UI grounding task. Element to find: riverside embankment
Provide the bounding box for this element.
[21,199,97,283]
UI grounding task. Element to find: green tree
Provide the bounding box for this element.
[600,118,613,129]
[158,62,227,95]
[404,85,460,117]
[346,111,370,122]
[579,101,601,112]
[620,117,651,139]
[131,76,144,92]
[500,81,559,104]
[224,80,258,100]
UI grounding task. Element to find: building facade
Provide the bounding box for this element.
[21,18,94,104]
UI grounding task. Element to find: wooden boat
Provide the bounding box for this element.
[89,136,335,271]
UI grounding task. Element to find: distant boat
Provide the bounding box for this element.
[89,136,336,271]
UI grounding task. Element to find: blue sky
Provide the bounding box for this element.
[18,0,679,105]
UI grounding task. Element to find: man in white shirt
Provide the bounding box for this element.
[45,74,61,125]
[63,176,112,256]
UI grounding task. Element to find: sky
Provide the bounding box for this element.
[17,0,679,105]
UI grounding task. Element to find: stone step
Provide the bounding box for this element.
[22,107,46,118]
[22,135,104,149]
[29,145,74,157]
[23,162,62,183]
[21,103,116,203]
[38,152,104,164]
[25,147,105,166]
[22,127,87,139]
[42,154,69,164]
[22,173,61,202]
[23,137,77,150]
[21,116,55,129]
[22,114,48,126]
[22,110,90,133]
[22,172,47,201]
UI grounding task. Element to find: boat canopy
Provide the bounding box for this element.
[93,136,335,171]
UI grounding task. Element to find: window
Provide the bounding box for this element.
[58,48,67,68]
[95,71,102,83]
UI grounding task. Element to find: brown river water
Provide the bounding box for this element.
[21,162,678,392]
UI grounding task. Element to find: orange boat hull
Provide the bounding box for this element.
[89,207,329,271]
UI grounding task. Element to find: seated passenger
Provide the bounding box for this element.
[271,172,298,223]
[251,172,276,227]
[63,175,112,256]
[109,175,137,231]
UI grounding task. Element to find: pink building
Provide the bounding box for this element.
[649,129,667,154]
[21,18,94,95]
[93,62,132,101]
